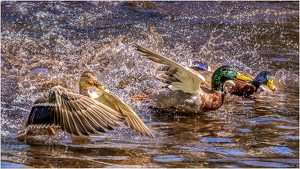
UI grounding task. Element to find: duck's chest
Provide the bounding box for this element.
[229,80,256,97]
[200,92,224,112]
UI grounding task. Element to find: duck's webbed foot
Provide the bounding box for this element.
[126,94,152,101]
[47,127,56,135]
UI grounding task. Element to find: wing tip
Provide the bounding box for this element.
[146,132,155,139]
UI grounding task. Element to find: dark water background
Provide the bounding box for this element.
[1,1,299,168]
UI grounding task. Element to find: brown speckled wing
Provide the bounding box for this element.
[25,86,126,136]
[94,90,155,138]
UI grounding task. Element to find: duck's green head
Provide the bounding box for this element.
[252,71,277,91]
[212,65,253,92]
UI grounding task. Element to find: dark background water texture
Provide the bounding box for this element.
[1,1,299,168]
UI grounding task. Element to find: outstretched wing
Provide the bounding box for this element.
[25,86,126,136]
[135,44,205,95]
[93,89,154,138]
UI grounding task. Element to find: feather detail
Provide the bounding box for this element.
[23,71,154,138]
[135,44,205,96]
[24,86,128,136]
[93,89,155,138]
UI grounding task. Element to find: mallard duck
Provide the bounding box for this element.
[22,71,154,138]
[190,61,277,97]
[128,45,253,113]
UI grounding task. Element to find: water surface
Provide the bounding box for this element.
[1,1,299,168]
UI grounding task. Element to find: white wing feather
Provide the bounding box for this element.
[135,44,205,95]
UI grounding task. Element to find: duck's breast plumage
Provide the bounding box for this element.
[227,80,257,97]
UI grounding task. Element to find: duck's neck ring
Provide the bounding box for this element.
[252,81,261,90]
[212,76,227,92]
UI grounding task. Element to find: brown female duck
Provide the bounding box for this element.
[22,71,154,138]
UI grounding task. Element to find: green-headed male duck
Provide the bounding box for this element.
[190,61,277,97]
[128,45,253,113]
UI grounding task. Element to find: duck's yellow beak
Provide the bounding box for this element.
[93,79,105,90]
[236,72,253,82]
[267,79,277,91]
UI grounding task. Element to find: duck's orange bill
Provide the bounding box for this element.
[236,72,253,82]
[93,80,105,90]
[127,94,152,101]
[267,79,277,91]
[47,127,56,135]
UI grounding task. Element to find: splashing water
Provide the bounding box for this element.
[1,1,298,168]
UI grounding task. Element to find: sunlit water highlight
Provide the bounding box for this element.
[1,1,299,168]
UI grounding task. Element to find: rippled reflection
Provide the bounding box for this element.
[1,1,299,168]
